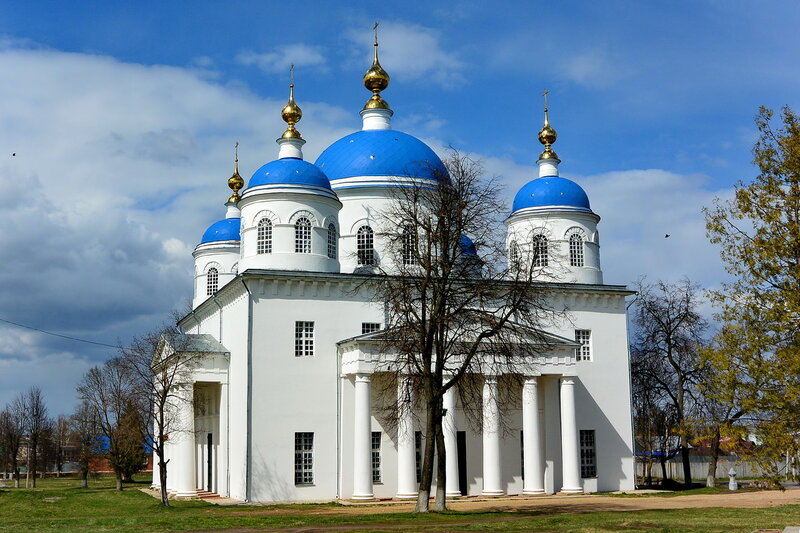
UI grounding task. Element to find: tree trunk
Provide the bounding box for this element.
[81,470,88,489]
[159,456,170,506]
[433,416,447,511]
[14,466,19,489]
[707,428,721,488]
[659,455,667,485]
[680,438,692,487]
[415,388,437,513]
[645,457,653,487]
[115,471,123,491]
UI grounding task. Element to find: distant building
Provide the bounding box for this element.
[155,39,635,501]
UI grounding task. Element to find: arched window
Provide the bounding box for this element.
[569,233,585,267]
[531,235,548,267]
[257,218,272,254]
[295,217,312,254]
[402,226,417,265]
[327,223,337,259]
[509,241,519,266]
[207,267,219,295]
[357,225,375,266]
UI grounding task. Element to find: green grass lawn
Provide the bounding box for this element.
[1,477,800,532]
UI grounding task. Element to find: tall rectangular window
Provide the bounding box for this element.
[575,329,591,361]
[415,431,422,483]
[362,322,381,335]
[295,321,314,357]
[372,431,382,483]
[294,432,314,485]
[580,429,597,478]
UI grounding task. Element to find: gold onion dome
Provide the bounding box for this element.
[227,142,244,203]
[281,82,303,139]
[363,22,390,110]
[538,89,560,161]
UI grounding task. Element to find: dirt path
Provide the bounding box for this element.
[219,488,800,517]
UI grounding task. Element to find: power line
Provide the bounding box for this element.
[0,316,122,350]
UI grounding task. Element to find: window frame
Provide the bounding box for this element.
[361,322,381,335]
[580,429,597,478]
[575,329,592,361]
[531,234,549,268]
[206,267,219,296]
[257,218,272,254]
[402,226,417,266]
[295,217,312,254]
[356,225,376,266]
[569,232,585,267]
[294,432,314,485]
[295,321,314,357]
[371,431,382,484]
[327,223,337,259]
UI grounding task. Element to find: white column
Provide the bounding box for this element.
[522,376,545,494]
[560,376,583,494]
[174,384,197,498]
[352,374,374,500]
[219,381,229,497]
[482,376,504,496]
[151,416,161,489]
[396,375,417,498]
[443,384,460,497]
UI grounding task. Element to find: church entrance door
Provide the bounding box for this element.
[207,433,213,492]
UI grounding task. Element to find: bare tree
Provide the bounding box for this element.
[22,386,50,488]
[78,357,140,491]
[372,152,561,512]
[50,414,72,478]
[631,278,708,488]
[71,399,100,488]
[0,398,25,488]
[120,322,200,507]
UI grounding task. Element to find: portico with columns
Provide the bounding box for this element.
[338,328,586,500]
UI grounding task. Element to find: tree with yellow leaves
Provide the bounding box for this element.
[704,105,800,479]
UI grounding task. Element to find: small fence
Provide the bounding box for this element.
[636,455,783,481]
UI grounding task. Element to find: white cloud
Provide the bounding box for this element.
[345,21,465,87]
[236,44,326,74]
[0,43,353,414]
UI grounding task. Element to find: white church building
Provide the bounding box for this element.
[154,38,635,502]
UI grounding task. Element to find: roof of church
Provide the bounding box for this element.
[200,217,240,244]
[161,333,229,354]
[247,157,332,190]
[315,129,447,183]
[511,176,592,214]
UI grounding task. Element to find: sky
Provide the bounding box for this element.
[1,0,799,414]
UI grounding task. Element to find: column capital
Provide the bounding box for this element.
[484,375,498,385]
[355,373,372,384]
[560,376,577,386]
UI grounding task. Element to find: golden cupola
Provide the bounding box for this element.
[281,66,303,139]
[538,89,560,162]
[277,65,308,159]
[227,142,244,203]
[363,22,390,111]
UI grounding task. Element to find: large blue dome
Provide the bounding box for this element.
[461,235,478,257]
[315,130,447,182]
[200,217,240,244]
[512,176,592,213]
[248,157,332,190]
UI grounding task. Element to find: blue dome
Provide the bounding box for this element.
[247,157,332,190]
[512,176,592,213]
[200,218,240,244]
[315,130,447,182]
[461,235,478,256]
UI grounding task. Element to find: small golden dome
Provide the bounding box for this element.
[362,22,390,111]
[538,124,557,146]
[281,78,303,139]
[537,89,560,161]
[228,142,244,203]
